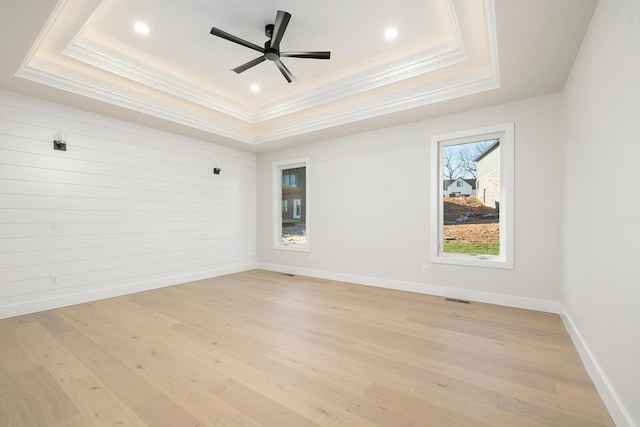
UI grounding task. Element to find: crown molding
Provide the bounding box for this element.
[253,43,466,123]
[15,65,254,144]
[253,71,500,144]
[63,41,253,123]
[16,56,499,146]
[64,27,466,127]
[63,39,467,127]
[483,0,501,81]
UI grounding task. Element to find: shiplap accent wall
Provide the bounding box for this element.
[0,90,256,319]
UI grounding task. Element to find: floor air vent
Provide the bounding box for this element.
[282,273,295,277]
[445,298,471,304]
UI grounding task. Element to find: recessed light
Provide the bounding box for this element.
[134,21,150,35]
[384,27,398,40]
[250,84,260,93]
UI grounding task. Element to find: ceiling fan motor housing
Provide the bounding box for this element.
[264,41,279,61]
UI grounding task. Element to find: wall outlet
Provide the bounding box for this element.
[50,275,59,285]
[50,220,58,230]
[422,265,429,273]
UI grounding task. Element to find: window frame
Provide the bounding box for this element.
[430,123,514,269]
[273,158,310,252]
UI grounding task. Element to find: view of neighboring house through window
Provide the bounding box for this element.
[273,159,309,251]
[431,123,514,269]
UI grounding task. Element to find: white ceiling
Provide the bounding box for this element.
[0,0,598,152]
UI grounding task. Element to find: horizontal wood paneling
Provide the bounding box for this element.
[0,91,256,317]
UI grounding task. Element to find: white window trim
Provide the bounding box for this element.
[273,158,310,252]
[430,123,514,269]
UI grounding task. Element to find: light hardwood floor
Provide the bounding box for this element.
[1,270,614,426]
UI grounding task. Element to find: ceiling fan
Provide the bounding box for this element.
[209,10,331,83]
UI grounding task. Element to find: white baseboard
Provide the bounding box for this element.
[560,306,635,427]
[257,263,560,313]
[0,263,255,320]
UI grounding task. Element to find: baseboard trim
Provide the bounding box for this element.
[257,263,560,313]
[560,306,635,427]
[0,263,255,320]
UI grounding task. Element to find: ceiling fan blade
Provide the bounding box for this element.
[210,27,264,53]
[271,10,291,50]
[281,51,331,60]
[274,59,296,83]
[232,56,266,74]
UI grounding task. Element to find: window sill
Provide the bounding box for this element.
[273,244,310,253]
[431,253,513,269]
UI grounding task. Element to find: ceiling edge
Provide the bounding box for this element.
[253,72,501,144]
[14,65,255,144]
[64,42,253,122]
[254,44,467,123]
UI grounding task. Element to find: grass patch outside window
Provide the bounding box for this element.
[443,241,499,256]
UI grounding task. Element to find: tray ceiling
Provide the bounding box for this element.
[4,0,598,151]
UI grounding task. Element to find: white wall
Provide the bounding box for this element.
[0,90,256,319]
[257,94,564,312]
[562,0,640,425]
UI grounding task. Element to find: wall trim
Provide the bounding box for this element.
[252,75,500,145]
[14,66,255,144]
[257,263,559,313]
[63,42,253,123]
[253,45,466,123]
[0,263,256,320]
[560,306,636,427]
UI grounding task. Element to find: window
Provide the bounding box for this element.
[283,171,298,188]
[431,123,514,269]
[293,199,302,219]
[273,158,310,251]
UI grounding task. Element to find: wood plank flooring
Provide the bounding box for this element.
[0,270,614,426]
